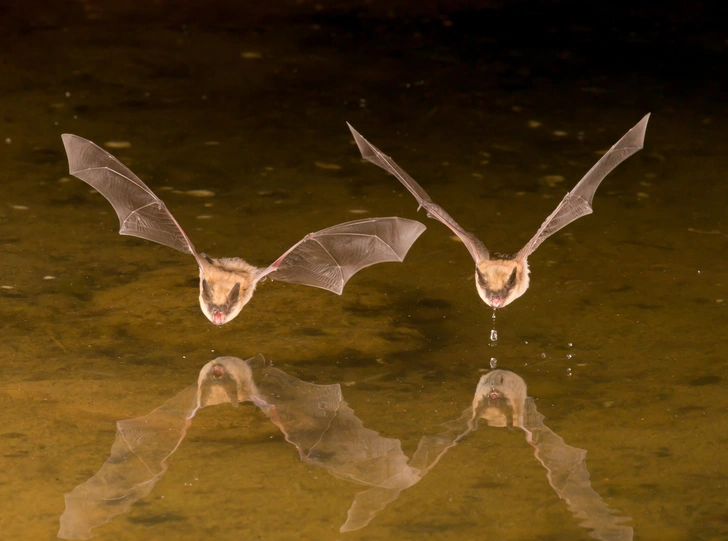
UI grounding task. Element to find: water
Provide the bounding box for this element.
[1,1,727,540]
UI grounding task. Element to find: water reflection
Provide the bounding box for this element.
[58,357,632,540]
[475,370,634,541]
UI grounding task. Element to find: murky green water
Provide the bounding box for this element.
[1,1,727,540]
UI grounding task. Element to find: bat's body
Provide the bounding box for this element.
[61,135,426,325]
[348,114,650,308]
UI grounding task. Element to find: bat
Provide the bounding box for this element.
[57,355,409,539]
[57,356,632,539]
[61,135,427,324]
[473,370,633,540]
[347,114,650,308]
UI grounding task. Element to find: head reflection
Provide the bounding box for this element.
[58,358,632,540]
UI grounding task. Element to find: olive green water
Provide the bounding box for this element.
[1,1,727,540]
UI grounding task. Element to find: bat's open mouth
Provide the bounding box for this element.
[212,311,225,325]
[490,296,503,308]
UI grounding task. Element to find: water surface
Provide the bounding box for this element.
[0,1,726,540]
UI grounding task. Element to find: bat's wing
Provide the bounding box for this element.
[61,134,201,264]
[521,398,634,540]
[348,123,489,263]
[58,384,201,540]
[245,361,416,533]
[250,364,346,457]
[517,114,650,259]
[259,217,426,294]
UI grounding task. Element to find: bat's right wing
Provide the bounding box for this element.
[521,398,634,540]
[517,114,650,259]
[259,217,426,294]
[61,134,201,264]
[348,123,489,263]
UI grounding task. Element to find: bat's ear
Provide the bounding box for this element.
[201,279,213,300]
[227,282,241,303]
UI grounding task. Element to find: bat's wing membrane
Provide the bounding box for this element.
[61,134,198,258]
[348,123,489,263]
[518,114,650,258]
[262,217,426,294]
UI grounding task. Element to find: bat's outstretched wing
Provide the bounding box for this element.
[259,217,426,294]
[58,384,200,540]
[521,398,634,540]
[61,134,200,263]
[348,123,489,263]
[518,114,650,259]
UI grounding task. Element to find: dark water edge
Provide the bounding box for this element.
[0,1,726,540]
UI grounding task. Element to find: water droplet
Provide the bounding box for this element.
[490,329,498,342]
[490,358,498,369]
[540,352,546,359]
[568,342,573,347]
[566,353,573,359]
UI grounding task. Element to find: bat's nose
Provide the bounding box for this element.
[490,296,503,308]
[211,310,225,325]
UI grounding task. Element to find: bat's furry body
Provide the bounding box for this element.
[348,114,650,308]
[61,135,426,325]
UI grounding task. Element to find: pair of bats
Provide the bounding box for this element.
[58,355,632,540]
[62,114,649,323]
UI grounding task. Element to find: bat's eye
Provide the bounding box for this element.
[227,282,241,304]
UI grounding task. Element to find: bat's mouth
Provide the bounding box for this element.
[489,296,504,308]
[211,310,225,325]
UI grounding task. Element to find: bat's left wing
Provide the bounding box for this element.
[61,134,203,267]
[258,217,426,294]
[348,123,490,264]
[58,384,201,540]
[518,114,650,259]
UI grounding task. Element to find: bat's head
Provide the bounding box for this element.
[198,356,259,406]
[198,256,259,325]
[475,258,530,309]
[473,369,527,428]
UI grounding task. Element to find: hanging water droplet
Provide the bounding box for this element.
[492,309,497,320]
[490,329,498,342]
[490,357,498,369]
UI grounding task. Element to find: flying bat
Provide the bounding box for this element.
[348,114,650,308]
[61,135,426,324]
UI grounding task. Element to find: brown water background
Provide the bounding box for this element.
[0,1,726,539]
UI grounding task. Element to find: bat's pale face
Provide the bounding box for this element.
[475,258,530,308]
[198,356,257,406]
[198,257,259,325]
[474,370,527,428]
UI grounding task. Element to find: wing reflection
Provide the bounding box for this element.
[58,359,632,540]
[473,370,633,541]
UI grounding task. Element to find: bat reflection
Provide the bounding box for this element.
[58,359,631,540]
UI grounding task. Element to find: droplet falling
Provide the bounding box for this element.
[490,357,498,369]
[490,329,498,342]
